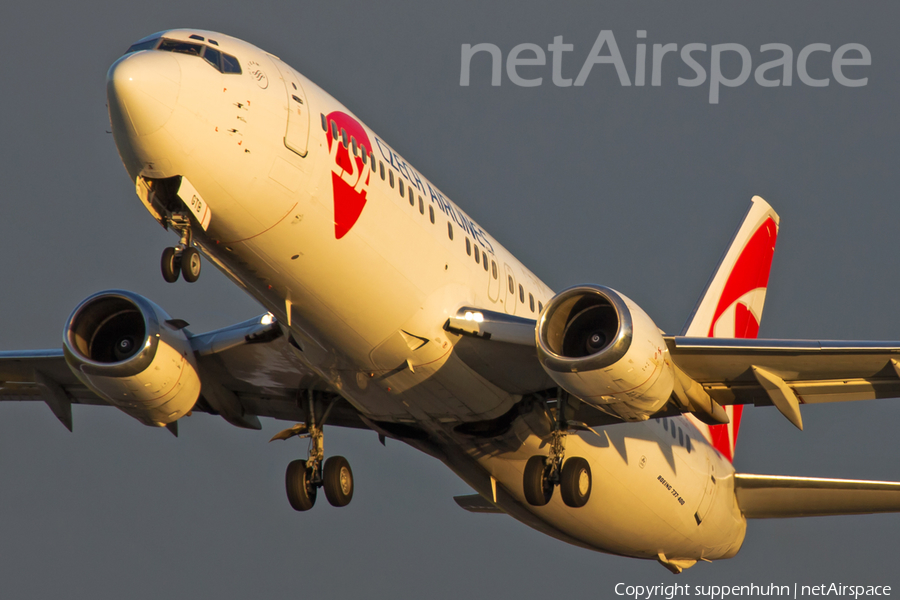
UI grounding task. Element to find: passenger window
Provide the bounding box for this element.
[483,255,489,272]
[519,284,524,303]
[321,113,327,131]
[202,47,222,71]
[686,436,693,452]
[678,428,684,446]
[663,419,668,432]
[538,302,543,313]
[492,262,498,279]
[399,179,405,196]
[529,293,535,311]
[331,120,338,140]
[222,53,241,74]
[351,138,357,155]
[380,162,385,180]
[429,206,435,224]
[447,222,453,240]
[418,197,424,214]
[508,276,514,294]
[474,247,480,263]
[362,149,368,165]
[466,238,472,256]
[389,171,394,188]
[408,187,414,205]
[340,128,348,148]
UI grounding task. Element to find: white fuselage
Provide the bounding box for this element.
[107,29,746,563]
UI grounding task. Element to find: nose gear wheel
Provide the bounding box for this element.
[160,213,201,283]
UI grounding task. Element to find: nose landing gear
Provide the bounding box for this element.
[160,213,201,283]
[272,392,355,511]
[522,393,593,508]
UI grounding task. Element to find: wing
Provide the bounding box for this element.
[442,306,900,430]
[668,336,900,428]
[444,307,555,395]
[0,316,367,433]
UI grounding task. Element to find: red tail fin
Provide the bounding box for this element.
[682,197,780,461]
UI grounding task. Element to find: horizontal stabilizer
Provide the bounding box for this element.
[735,473,900,518]
[453,494,505,514]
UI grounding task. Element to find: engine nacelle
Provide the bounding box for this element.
[63,290,201,427]
[536,285,674,421]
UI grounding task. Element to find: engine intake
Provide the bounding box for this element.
[63,290,201,427]
[536,285,674,421]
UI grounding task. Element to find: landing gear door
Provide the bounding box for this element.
[272,59,310,157]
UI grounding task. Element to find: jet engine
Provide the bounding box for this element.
[63,290,201,427]
[536,285,674,421]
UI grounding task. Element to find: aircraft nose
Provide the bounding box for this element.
[107,51,181,137]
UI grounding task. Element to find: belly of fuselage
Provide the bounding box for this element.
[445,416,746,561]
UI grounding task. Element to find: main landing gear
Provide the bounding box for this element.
[271,392,355,511]
[160,213,201,283]
[523,394,592,508]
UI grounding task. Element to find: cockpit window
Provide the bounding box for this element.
[126,36,161,54]
[158,39,204,56]
[222,53,241,74]
[133,37,242,75]
[203,47,222,71]
[151,38,242,75]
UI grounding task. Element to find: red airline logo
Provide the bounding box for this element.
[326,111,372,239]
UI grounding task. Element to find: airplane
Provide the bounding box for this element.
[2,28,900,574]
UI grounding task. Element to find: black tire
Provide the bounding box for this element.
[560,457,592,508]
[181,247,201,283]
[323,456,354,507]
[285,459,317,511]
[523,455,553,506]
[161,247,180,283]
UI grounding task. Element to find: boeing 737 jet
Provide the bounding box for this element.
[3,29,900,573]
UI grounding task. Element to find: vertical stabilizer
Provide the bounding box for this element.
[683,196,780,461]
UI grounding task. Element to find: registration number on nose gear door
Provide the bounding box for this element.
[177,177,212,230]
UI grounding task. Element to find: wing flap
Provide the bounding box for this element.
[735,473,900,518]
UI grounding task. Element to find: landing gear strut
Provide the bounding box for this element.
[160,213,201,283]
[523,392,592,508]
[272,391,355,511]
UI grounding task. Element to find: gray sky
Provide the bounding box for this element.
[1,1,898,598]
